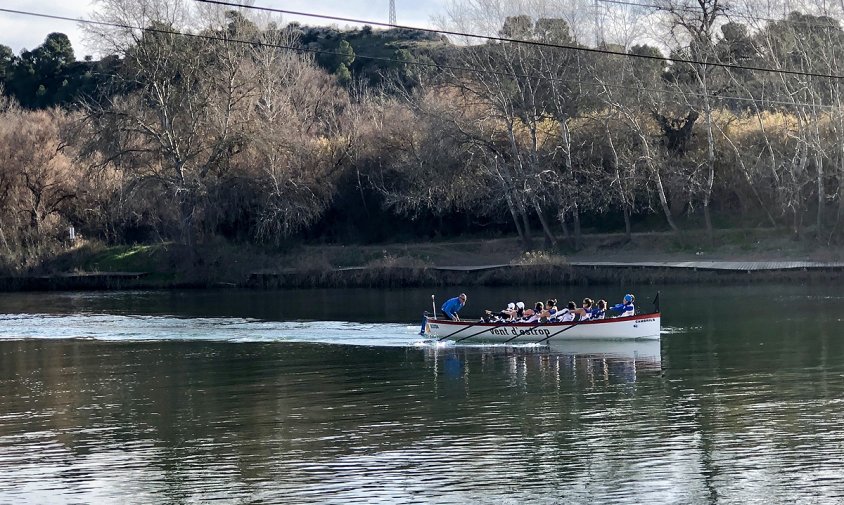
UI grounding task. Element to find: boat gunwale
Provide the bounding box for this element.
[427,312,660,328]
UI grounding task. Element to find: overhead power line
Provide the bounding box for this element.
[193,0,844,80]
[0,6,836,109]
[597,0,844,28]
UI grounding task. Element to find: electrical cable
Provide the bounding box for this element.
[597,0,844,29]
[0,6,835,108]
[193,0,844,80]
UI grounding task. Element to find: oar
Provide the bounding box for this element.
[451,311,567,344]
[501,310,571,344]
[452,320,516,343]
[501,319,552,344]
[534,316,587,344]
[437,318,490,342]
[431,294,437,319]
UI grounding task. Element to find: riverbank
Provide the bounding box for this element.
[3,229,844,291]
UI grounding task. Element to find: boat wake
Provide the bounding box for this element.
[0,313,663,364]
[0,313,418,347]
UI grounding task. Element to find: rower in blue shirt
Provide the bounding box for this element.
[590,299,607,319]
[609,294,635,317]
[441,293,467,321]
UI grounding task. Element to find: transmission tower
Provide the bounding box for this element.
[389,0,396,25]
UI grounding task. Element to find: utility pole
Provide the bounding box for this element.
[594,0,603,47]
[389,0,396,25]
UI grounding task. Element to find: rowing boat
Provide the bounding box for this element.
[424,312,661,342]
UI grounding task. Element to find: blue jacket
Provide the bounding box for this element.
[441,297,465,318]
[610,302,634,314]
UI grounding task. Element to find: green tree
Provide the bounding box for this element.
[0,44,13,84]
[628,44,665,82]
[337,39,355,67]
[335,62,352,85]
[7,33,77,108]
[333,40,355,85]
[499,15,532,39]
[533,18,571,43]
[393,48,435,88]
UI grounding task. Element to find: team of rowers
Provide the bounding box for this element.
[438,293,636,323]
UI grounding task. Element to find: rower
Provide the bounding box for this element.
[525,302,545,323]
[554,301,578,322]
[498,302,517,320]
[609,294,635,317]
[545,298,559,318]
[590,299,607,319]
[575,298,594,320]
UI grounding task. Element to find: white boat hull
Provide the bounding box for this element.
[425,313,661,342]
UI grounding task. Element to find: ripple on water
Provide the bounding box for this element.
[3,293,844,504]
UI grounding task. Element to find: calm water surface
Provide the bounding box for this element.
[1,285,844,504]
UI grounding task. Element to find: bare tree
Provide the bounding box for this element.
[248,27,350,244]
[0,107,78,257]
[86,0,255,244]
[659,0,728,241]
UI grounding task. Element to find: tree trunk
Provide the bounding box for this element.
[835,145,844,242]
[620,108,679,233]
[702,86,716,244]
[793,134,809,239]
[716,121,777,227]
[29,210,40,233]
[532,199,557,249]
[816,152,824,240]
[0,224,12,256]
[178,192,195,247]
[496,155,532,250]
[504,189,528,248]
[512,191,533,250]
[654,169,680,233]
[519,207,534,250]
[703,202,713,242]
[559,116,581,249]
[572,203,582,251]
[830,102,844,242]
[503,124,533,249]
[356,167,370,217]
[605,117,631,241]
[559,210,570,239]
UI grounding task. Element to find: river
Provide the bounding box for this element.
[1,285,843,504]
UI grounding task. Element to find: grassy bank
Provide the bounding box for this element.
[0,240,283,290]
[2,228,843,291]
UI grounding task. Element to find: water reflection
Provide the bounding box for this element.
[0,338,669,504]
[4,286,844,503]
[421,339,661,390]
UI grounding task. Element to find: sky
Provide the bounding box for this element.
[0,0,450,57]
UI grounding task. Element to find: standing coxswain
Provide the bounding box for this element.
[441,293,468,321]
[419,293,468,336]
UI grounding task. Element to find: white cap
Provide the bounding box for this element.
[516,302,525,309]
[507,302,515,310]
